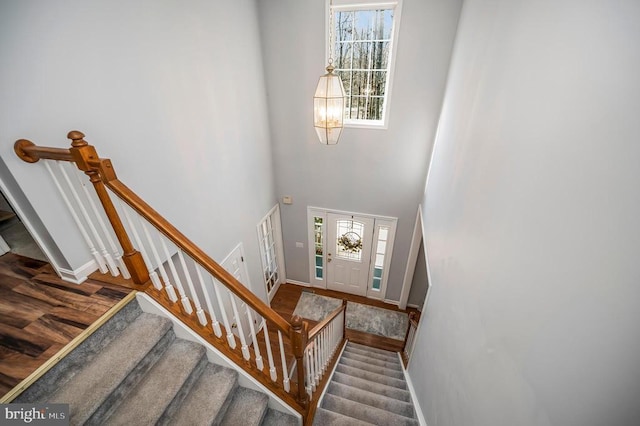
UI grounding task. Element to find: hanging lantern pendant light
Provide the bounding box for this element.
[313,1,346,145]
[314,60,346,145]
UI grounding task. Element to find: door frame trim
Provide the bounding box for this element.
[399,204,424,310]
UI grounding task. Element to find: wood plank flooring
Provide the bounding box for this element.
[0,253,132,397]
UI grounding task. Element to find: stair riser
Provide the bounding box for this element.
[157,355,209,425]
[342,350,402,371]
[327,382,415,418]
[344,347,399,364]
[84,329,176,426]
[339,357,405,380]
[347,342,398,357]
[335,364,408,390]
[332,371,412,402]
[322,394,418,426]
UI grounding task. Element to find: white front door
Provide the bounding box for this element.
[326,213,375,296]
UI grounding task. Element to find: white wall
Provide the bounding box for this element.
[257,0,462,300]
[411,0,640,425]
[0,0,276,298]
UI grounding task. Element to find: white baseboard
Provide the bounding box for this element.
[57,259,98,284]
[0,235,10,255]
[400,353,428,426]
[407,303,422,309]
[287,279,311,287]
[384,298,400,306]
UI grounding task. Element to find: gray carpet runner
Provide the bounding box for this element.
[15,298,297,426]
[314,342,418,426]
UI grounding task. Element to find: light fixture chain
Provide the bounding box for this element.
[328,0,335,65]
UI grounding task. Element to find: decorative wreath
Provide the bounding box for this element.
[337,232,363,253]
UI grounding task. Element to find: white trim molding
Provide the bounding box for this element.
[57,259,99,284]
[398,205,424,310]
[287,279,312,288]
[400,353,428,426]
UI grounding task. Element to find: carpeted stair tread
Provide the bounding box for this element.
[261,408,300,426]
[321,394,418,426]
[16,298,144,403]
[346,342,398,358]
[339,357,405,380]
[167,363,238,426]
[335,364,407,390]
[341,350,402,371]
[331,371,411,402]
[327,381,415,418]
[344,345,399,363]
[105,339,207,425]
[313,407,375,425]
[220,386,269,426]
[48,313,174,425]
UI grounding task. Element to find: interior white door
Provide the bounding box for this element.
[221,244,253,345]
[326,213,375,296]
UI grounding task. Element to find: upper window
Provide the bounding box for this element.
[329,0,402,128]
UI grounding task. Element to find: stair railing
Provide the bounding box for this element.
[303,300,347,397]
[14,130,348,418]
[402,311,419,366]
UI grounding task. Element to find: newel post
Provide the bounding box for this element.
[290,315,309,409]
[402,311,417,352]
[67,131,150,285]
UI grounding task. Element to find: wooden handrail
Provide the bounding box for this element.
[307,300,347,342]
[106,179,292,334]
[15,140,74,163]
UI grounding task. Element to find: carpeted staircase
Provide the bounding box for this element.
[314,341,418,426]
[15,298,298,426]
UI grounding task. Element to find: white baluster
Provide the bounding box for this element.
[195,265,221,335]
[57,161,118,275]
[211,277,236,349]
[119,204,162,290]
[140,221,177,302]
[43,161,107,273]
[228,292,250,360]
[261,320,277,382]
[160,238,192,314]
[314,337,320,385]
[74,167,130,278]
[246,308,263,370]
[321,328,327,373]
[178,251,206,324]
[306,347,314,394]
[278,330,290,392]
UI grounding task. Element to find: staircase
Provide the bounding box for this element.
[15,298,298,426]
[314,342,418,426]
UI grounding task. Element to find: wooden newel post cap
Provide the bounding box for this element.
[291,315,303,330]
[67,130,87,147]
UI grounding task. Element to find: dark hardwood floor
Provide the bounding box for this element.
[0,253,133,397]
